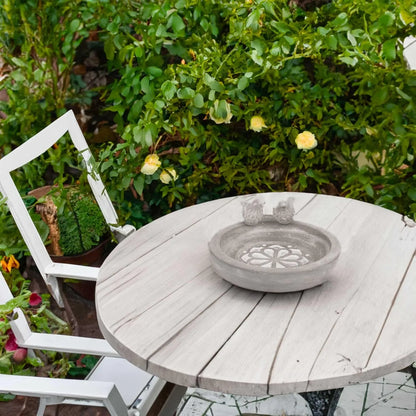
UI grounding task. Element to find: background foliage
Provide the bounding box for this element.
[0,0,415,250]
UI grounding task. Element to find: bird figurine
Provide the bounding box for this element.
[273,197,295,224]
[242,197,264,225]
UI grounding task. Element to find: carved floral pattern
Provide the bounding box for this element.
[240,243,311,268]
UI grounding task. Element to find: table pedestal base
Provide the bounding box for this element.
[300,388,343,416]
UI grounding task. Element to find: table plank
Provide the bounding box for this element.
[268,200,400,394]
[367,249,416,373]
[99,197,237,282]
[147,286,264,387]
[305,216,414,391]
[103,268,231,369]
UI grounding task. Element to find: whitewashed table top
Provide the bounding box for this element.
[96,192,416,395]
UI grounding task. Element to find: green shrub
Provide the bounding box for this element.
[1,0,415,226]
[97,0,416,219]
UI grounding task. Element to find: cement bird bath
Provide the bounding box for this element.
[209,197,341,292]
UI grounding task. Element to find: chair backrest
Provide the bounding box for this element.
[0,110,134,306]
[404,36,416,70]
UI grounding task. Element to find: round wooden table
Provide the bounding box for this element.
[96,193,416,396]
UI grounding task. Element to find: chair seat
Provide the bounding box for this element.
[88,356,164,408]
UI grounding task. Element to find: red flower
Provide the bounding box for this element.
[5,329,18,351]
[13,348,27,363]
[29,292,42,307]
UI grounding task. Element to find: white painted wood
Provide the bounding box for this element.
[0,374,129,416]
[0,271,169,415]
[0,110,135,307]
[96,192,416,397]
[403,35,416,69]
[45,263,99,281]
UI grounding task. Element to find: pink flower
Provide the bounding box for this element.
[5,329,18,351]
[29,292,42,307]
[13,348,27,363]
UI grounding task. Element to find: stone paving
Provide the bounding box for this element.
[335,372,416,416]
[175,373,416,416]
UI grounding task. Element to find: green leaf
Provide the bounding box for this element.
[332,12,348,27]
[326,35,337,50]
[171,14,185,33]
[339,56,357,66]
[378,12,395,28]
[146,66,163,78]
[69,19,81,33]
[161,80,177,100]
[134,176,145,195]
[271,21,291,34]
[382,39,396,60]
[364,183,374,198]
[177,87,195,99]
[134,46,143,58]
[217,99,229,119]
[237,76,249,91]
[141,76,150,94]
[408,189,416,201]
[372,87,389,105]
[193,93,204,108]
[11,57,26,67]
[10,71,25,82]
[203,73,224,92]
[347,31,356,47]
[246,8,262,31]
[104,37,115,60]
[396,87,411,101]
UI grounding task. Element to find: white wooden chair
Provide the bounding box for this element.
[0,110,135,307]
[0,271,186,416]
[404,35,416,70]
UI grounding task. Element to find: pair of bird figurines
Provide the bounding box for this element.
[241,197,295,226]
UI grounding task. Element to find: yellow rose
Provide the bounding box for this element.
[141,154,161,175]
[249,115,267,132]
[209,99,233,124]
[295,131,317,150]
[160,168,178,184]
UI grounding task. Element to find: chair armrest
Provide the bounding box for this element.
[18,332,119,357]
[111,224,136,242]
[45,263,99,281]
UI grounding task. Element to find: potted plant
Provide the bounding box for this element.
[28,185,112,299]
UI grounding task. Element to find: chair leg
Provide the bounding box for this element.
[36,398,47,416]
[145,382,187,416]
[104,385,130,416]
[300,388,343,416]
[46,275,65,308]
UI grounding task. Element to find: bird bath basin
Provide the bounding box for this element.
[209,197,341,292]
